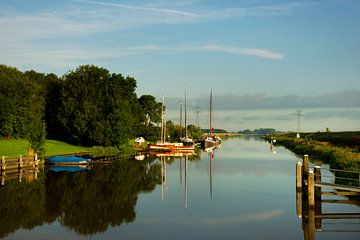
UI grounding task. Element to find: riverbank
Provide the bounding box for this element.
[269,132,360,171]
[0,139,89,158]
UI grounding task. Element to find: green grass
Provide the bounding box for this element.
[0,139,29,157]
[44,140,89,156]
[0,139,89,158]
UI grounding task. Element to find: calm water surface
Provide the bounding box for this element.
[1,137,359,239]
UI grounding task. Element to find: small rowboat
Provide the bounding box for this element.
[47,155,90,165]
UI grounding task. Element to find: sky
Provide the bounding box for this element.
[1,0,359,131]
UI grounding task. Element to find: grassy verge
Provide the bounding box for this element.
[0,139,89,158]
[270,135,360,171]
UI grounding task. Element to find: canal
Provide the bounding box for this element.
[1,137,359,239]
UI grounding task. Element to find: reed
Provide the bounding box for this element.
[272,136,360,171]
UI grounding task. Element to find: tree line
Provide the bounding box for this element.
[0,64,202,154]
[0,64,166,153]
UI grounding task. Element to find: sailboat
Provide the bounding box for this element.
[201,89,221,149]
[148,96,175,152]
[178,85,195,151]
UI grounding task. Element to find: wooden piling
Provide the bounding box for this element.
[314,166,322,230]
[296,162,303,189]
[296,161,303,218]
[308,169,315,207]
[303,155,309,175]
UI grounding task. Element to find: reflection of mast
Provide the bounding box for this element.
[210,150,214,199]
[184,155,188,208]
[179,154,182,190]
[161,156,167,201]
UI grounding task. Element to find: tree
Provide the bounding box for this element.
[138,95,162,125]
[187,124,203,140]
[0,65,46,153]
[58,65,139,146]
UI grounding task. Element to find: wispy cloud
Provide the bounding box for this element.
[72,0,201,17]
[199,44,283,60]
[0,43,283,72]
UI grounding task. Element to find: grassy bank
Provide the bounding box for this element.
[270,133,360,171]
[0,139,89,158]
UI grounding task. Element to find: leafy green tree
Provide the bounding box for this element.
[58,65,139,146]
[138,95,162,125]
[0,65,46,153]
[187,124,203,140]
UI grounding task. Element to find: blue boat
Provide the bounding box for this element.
[47,155,90,165]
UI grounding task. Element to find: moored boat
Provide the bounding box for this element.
[47,155,90,165]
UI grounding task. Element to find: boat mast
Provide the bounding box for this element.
[209,89,214,137]
[179,101,183,138]
[184,85,187,139]
[161,96,165,143]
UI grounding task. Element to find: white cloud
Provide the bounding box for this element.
[199,44,283,60]
[72,0,201,17]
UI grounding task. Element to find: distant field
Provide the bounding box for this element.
[0,139,89,158]
[278,131,360,150]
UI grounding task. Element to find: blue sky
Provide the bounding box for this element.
[1,0,359,130]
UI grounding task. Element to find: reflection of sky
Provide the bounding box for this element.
[167,107,360,132]
[6,137,360,240]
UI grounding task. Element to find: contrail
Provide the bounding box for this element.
[72,0,200,17]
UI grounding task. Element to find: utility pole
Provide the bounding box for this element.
[295,110,303,138]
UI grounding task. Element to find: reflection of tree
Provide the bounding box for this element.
[0,175,46,238]
[45,159,161,235]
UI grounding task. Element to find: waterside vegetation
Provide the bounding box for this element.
[269,131,360,171]
[1,64,203,158]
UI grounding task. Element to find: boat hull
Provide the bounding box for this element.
[47,156,90,165]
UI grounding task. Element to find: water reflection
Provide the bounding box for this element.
[1,138,360,239]
[0,159,162,237]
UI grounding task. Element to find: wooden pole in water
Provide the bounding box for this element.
[296,162,303,189]
[314,166,322,231]
[308,169,315,207]
[303,154,309,175]
[296,161,303,218]
[308,207,315,240]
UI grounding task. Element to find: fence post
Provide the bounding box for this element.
[1,156,6,171]
[308,169,315,207]
[34,153,38,166]
[1,175,4,186]
[19,155,23,169]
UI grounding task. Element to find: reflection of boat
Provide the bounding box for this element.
[47,156,90,165]
[201,89,221,149]
[134,154,145,161]
[48,165,90,173]
[150,150,195,158]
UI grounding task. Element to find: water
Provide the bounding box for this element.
[1,137,359,239]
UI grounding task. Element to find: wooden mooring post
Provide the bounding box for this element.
[303,154,309,175]
[308,169,315,207]
[296,161,303,218]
